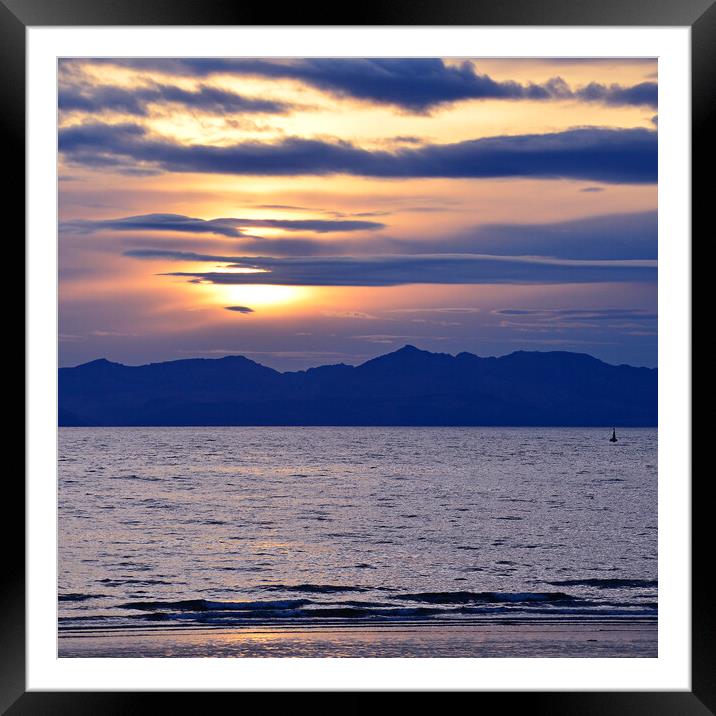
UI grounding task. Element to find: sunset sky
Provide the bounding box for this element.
[58,57,657,370]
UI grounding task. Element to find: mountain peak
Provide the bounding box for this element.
[76,358,122,369]
[358,343,434,368]
[396,344,422,354]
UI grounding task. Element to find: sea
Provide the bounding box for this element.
[58,427,657,654]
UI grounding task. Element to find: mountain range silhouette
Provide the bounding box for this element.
[59,345,657,427]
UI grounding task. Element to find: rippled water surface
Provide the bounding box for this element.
[58,427,657,632]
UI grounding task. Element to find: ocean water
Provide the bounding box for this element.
[58,427,657,636]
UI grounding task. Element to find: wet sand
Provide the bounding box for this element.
[59,620,656,658]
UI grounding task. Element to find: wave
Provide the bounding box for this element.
[259,584,371,594]
[58,593,107,602]
[121,598,312,612]
[118,590,657,616]
[60,603,658,631]
[545,579,657,589]
[58,589,659,631]
[98,578,176,586]
[395,591,577,605]
[118,603,657,626]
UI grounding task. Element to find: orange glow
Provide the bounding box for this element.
[58,58,658,369]
[200,282,312,310]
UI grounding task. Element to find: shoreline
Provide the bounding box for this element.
[58,620,657,658]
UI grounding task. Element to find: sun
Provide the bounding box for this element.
[200,281,311,310]
[179,262,311,310]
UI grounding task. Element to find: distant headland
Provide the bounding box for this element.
[59,345,657,427]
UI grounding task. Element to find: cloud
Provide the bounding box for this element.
[494,308,657,321]
[306,211,655,261]
[62,213,384,237]
[574,81,657,108]
[459,211,657,260]
[322,311,380,320]
[200,58,548,112]
[59,82,296,117]
[493,307,657,332]
[68,59,657,112]
[389,136,425,144]
[59,124,657,184]
[94,210,657,262]
[386,307,481,314]
[351,334,438,344]
[224,306,255,314]
[249,203,393,219]
[121,233,347,258]
[124,249,657,287]
[253,204,318,211]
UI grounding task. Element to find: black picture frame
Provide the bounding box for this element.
[6,0,706,710]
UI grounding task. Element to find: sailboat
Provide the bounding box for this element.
[610,428,618,443]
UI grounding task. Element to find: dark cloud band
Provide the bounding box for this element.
[494,308,657,321]
[61,213,385,237]
[59,82,295,117]
[459,211,657,260]
[124,249,657,287]
[59,124,657,184]
[63,58,657,112]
